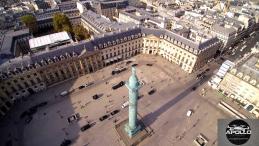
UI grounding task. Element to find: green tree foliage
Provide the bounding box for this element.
[53,13,72,33]
[73,25,91,41]
[21,14,38,33]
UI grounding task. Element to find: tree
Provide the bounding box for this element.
[73,25,91,41]
[53,13,72,33]
[21,14,38,33]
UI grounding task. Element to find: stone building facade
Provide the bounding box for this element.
[0,27,221,116]
[218,54,259,117]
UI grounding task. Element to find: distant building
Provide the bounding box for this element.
[29,31,72,52]
[81,10,135,34]
[211,16,255,51]
[32,0,51,11]
[92,0,128,20]
[35,1,81,30]
[0,26,222,116]
[118,7,171,29]
[0,29,31,62]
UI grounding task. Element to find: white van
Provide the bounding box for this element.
[121,101,129,108]
[60,91,68,96]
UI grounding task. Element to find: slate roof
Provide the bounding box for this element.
[0,26,219,78]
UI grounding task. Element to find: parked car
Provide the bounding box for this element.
[205,68,210,72]
[121,101,129,108]
[110,109,120,116]
[200,74,206,79]
[192,87,197,91]
[99,115,109,121]
[138,94,144,99]
[92,94,99,100]
[186,109,193,117]
[132,64,138,67]
[112,81,124,90]
[80,124,92,132]
[196,74,201,78]
[126,61,132,65]
[148,89,156,95]
[111,67,127,75]
[67,113,80,123]
[146,63,153,66]
[86,82,94,87]
[78,85,85,89]
[60,139,72,146]
[60,91,68,96]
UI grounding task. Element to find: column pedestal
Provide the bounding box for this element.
[124,122,142,138]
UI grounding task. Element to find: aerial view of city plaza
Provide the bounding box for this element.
[0,0,259,146]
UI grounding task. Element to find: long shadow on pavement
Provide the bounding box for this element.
[142,76,210,127]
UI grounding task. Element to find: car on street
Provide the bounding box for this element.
[60,91,69,96]
[80,124,92,132]
[196,74,201,78]
[60,139,72,146]
[146,63,153,66]
[85,82,94,87]
[192,87,197,91]
[121,101,129,108]
[67,113,80,123]
[112,81,125,90]
[186,109,193,117]
[99,115,110,121]
[132,63,138,67]
[92,94,100,100]
[78,85,85,89]
[148,89,156,95]
[126,61,132,65]
[200,74,206,79]
[205,68,210,72]
[220,57,225,61]
[110,109,120,116]
[112,68,127,75]
[138,94,144,99]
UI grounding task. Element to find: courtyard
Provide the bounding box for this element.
[0,54,230,146]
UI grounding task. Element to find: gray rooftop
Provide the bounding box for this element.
[0,29,30,58]
[0,26,219,77]
[237,54,259,82]
[81,10,136,33]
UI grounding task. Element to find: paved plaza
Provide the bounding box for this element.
[0,54,231,146]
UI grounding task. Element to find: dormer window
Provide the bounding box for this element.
[124,37,127,41]
[250,79,256,86]
[237,72,243,78]
[94,46,97,50]
[243,75,250,82]
[104,43,107,47]
[230,69,237,74]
